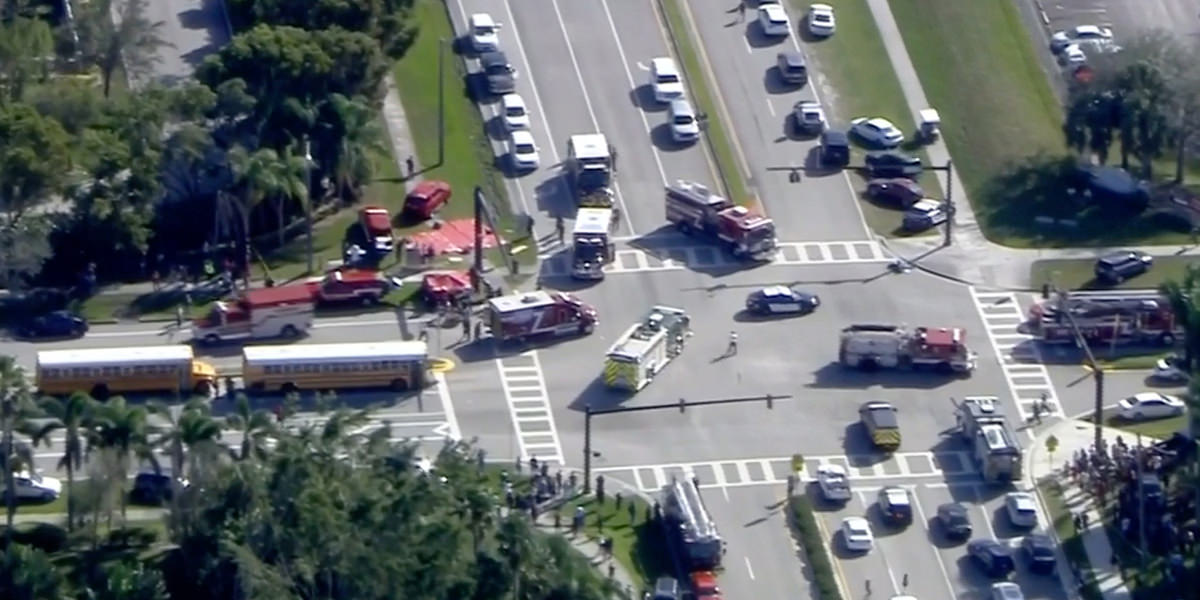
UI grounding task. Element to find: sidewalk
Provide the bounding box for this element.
[862,0,1200,291]
[1026,419,1139,600]
[11,507,166,526]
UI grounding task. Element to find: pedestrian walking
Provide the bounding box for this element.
[461,318,470,342]
[1031,399,1042,424]
[615,492,623,510]
[175,305,184,328]
[555,216,565,244]
[737,1,746,21]
[474,321,483,340]
[1073,513,1082,532]
[406,155,416,176]
[1081,512,1090,530]
[727,330,738,356]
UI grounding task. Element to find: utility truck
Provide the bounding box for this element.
[566,134,615,208]
[953,397,1022,482]
[662,478,723,570]
[665,180,777,260]
[485,291,597,342]
[603,306,691,391]
[571,207,615,280]
[839,324,977,374]
[192,285,314,344]
[1029,293,1179,346]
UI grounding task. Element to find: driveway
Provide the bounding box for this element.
[117,0,232,86]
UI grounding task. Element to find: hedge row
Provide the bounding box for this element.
[789,494,844,600]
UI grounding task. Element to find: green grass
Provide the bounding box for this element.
[1038,480,1104,600]
[75,293,216,324]
[1103,411,1183,441]
[659,0,751,208]
[888,0,1064,247]
[11,495,68,515]
[1030,256,1200,291]
[1097,351,1173,371]
[553,493,672,590]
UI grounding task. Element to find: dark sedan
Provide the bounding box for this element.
[936,502,972,541]
[745,286,819,316]
[866,178,924,208]
[865,151,923,179]
[968,539,1015,578]
[1022,533,1057,574]
[19,311,88,339]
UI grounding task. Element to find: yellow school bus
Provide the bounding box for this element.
[36,345,218,398]
[241,341,429,393]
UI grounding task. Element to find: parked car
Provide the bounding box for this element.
[508,130,540,171]
[840,516,874,552]
[468,13,500,52]
[902,199,948,232]
[968,539,1015,578]
[1022,533,1057,574]
[807,3,836,36]
[358,206,394,254]
[501,93,530,130]
[991,582,1025,600]
[130,470,189,505]
[1094,250,1152,284]
[815,464,851,502]
[792,101,827,135]
[403,180,451,220]
[1060,44,1087,66]
[2,471,62,502]
[1050,25,1113,53]
[650,57,685,104]
[877,486,913,526]
[758,4,791,37]
[776,51,808,84]
[936,502,972,540]
[850,117,904,148]
[1005,492,1039,528]
[18,310,88,339]
[481,51,517,95]
[652,576,680,600]
[745,285,819,316]
[866,178,924,208]
[819,129,850,167]
[865,151,922,179]
[1118,392,1184,421]
[668,98,701,144]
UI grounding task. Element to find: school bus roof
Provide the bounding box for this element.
[37,345,196,368]
[242,341,428,364]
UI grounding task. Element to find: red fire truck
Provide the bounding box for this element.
[665,180,777,260]
[1029,295,1179,346]
[306,269,391,306]
[192,285,314,344]
[485,291,597,342]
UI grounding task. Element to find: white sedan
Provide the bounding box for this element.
[816,464,850,502]
[468,13,501,53]
[500,94,530,131]
[1118,392,1185,421]
[508,130,540,171]
[1050,25,1113,53]
[808,4,836,37]
[758,4,791,37]
[850,117,904,148]
[840,516,874,552]
[3,471,62,501]
[1004,492,1038,528]
[792,101,827,135]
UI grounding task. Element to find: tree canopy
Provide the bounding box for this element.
[225,0,418,58]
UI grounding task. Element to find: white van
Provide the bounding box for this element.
[649,57,685,104]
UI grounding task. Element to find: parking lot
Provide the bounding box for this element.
[814,479,1068,600]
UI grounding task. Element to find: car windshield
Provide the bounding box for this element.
[515,143,535,154]
[473,25,495,36]
[657,73,680,84]
[486,63,510,75]
[673,115,694,126]
[506,106,525,117]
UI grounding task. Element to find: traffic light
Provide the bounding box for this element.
[679,398,686,413]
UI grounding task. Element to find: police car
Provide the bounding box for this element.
[745,286,819,315]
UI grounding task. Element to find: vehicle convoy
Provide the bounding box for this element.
[665,180,777,260]
[306,268,391,305]
[571,207,615,280]
[954,397,1022,482]
[192,285,315,344]
[839,324,977,373]
[662,478,723,570]
[859,401,901,451]
[566,134,616,208]
[485,291,598,342]
[603,306,691,391]
[1029,294,1179,346]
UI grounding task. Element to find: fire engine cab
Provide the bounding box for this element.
[485,291,598,342]
[307,269,390,306]
[192,285,314,344]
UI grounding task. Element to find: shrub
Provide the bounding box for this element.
[104,525,161,549]
[789,494,843,600]
[3,522,70,554]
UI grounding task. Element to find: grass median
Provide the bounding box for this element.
[658,0,751,208]
[788,493,843,600]
[1038,480,1104,600]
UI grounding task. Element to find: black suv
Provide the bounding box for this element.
[936,502,972,540]
[775,51,807,84]
[865,151,922,179]
[481,51,517,95]
[968,539,1015,578]
[819,130,850,168]
[1094,250,1152,284]
[877,486,913,526]
[866,178,924,208]
[130,472,186,505]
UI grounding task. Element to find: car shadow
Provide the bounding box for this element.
[840,422,890,467]
[926,517,969,549]
[464,73,502,105]
[450,333,582,364]
[745,23,787,48]
[632,84,668,113]
[651,123,695,152]
[534,173,575,218]
[796,18,828,44]
[626,231,772,278]
[732,308,810,323]
[764,66,805,95]
[566,377,636,412]
[486,115,509,141]
[808,362,967,390]
[802,146,843,178]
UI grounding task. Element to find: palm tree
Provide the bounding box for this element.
[0,355,38,542]
[74,0,170,97]
[0,17,54,102]
[29,392,96,531]
[224,394,275,461]
[148,399,222,481]
[318,94,387,203]
[1159,265,1200,372]
[88,396,153,523]
[228,145,310,270]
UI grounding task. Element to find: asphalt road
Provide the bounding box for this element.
[682,1,874,242]
[122,0,231,86]
[449,0,718,240]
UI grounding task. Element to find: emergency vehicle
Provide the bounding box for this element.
[485,291,598,342]
[192,285,314,344]
[954,397,1022,482]
[571,207,615,280]
[662,478,723,570]
[665,180,777,260]
[603,306,691,391]
[307,268,390,305]
[566,134,615,208]
[839,324,977,374]
[358,206,394,253]
[1029,294,1179,346]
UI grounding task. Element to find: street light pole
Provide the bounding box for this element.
[304,139,315,275]
[438,38,447,167]
[942,160,954,247]
[583,404,593,494]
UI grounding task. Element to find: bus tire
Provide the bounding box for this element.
[91,384,110,400]
[281,382,299,394]
[362,294,378,306]
[280,325,299,338]
[391,378,409,392]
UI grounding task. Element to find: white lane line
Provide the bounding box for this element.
[433,372,462,441]
[854,491,901,594]
[596,0,671,188]
[547,0,637,235]
[743,36,753,55]
[910,489,961,598]
[495,351,563,464]
[765,97,776,117]
[744,557,756,580]
[498,1,560,164]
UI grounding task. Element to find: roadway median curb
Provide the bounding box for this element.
[787,493,846,600]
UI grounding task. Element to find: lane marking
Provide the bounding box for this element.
[853,490,901,594]
[744,557,756,580]
[910,486,963,598]
[765,97,776,117]
[496,351,564,464]
[540,239,890,276]
[433,372,462,441]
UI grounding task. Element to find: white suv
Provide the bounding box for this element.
[650,57,685,104]
[3,471,62,501]
[468,13,500,52]
[668,99,700,144]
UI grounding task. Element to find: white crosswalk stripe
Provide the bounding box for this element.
[593,450,978,493]
[538,240,889,276]
[969,288,1062,425]
[496,351,564,465]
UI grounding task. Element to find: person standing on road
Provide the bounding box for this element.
[727,330,738,356]
[737,1,746,21]
[555,216,565,243]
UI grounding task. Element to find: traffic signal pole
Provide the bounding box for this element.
[581,394,791,494]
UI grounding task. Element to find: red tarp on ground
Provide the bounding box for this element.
[408,219,501,255]
[421,270,471,303]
